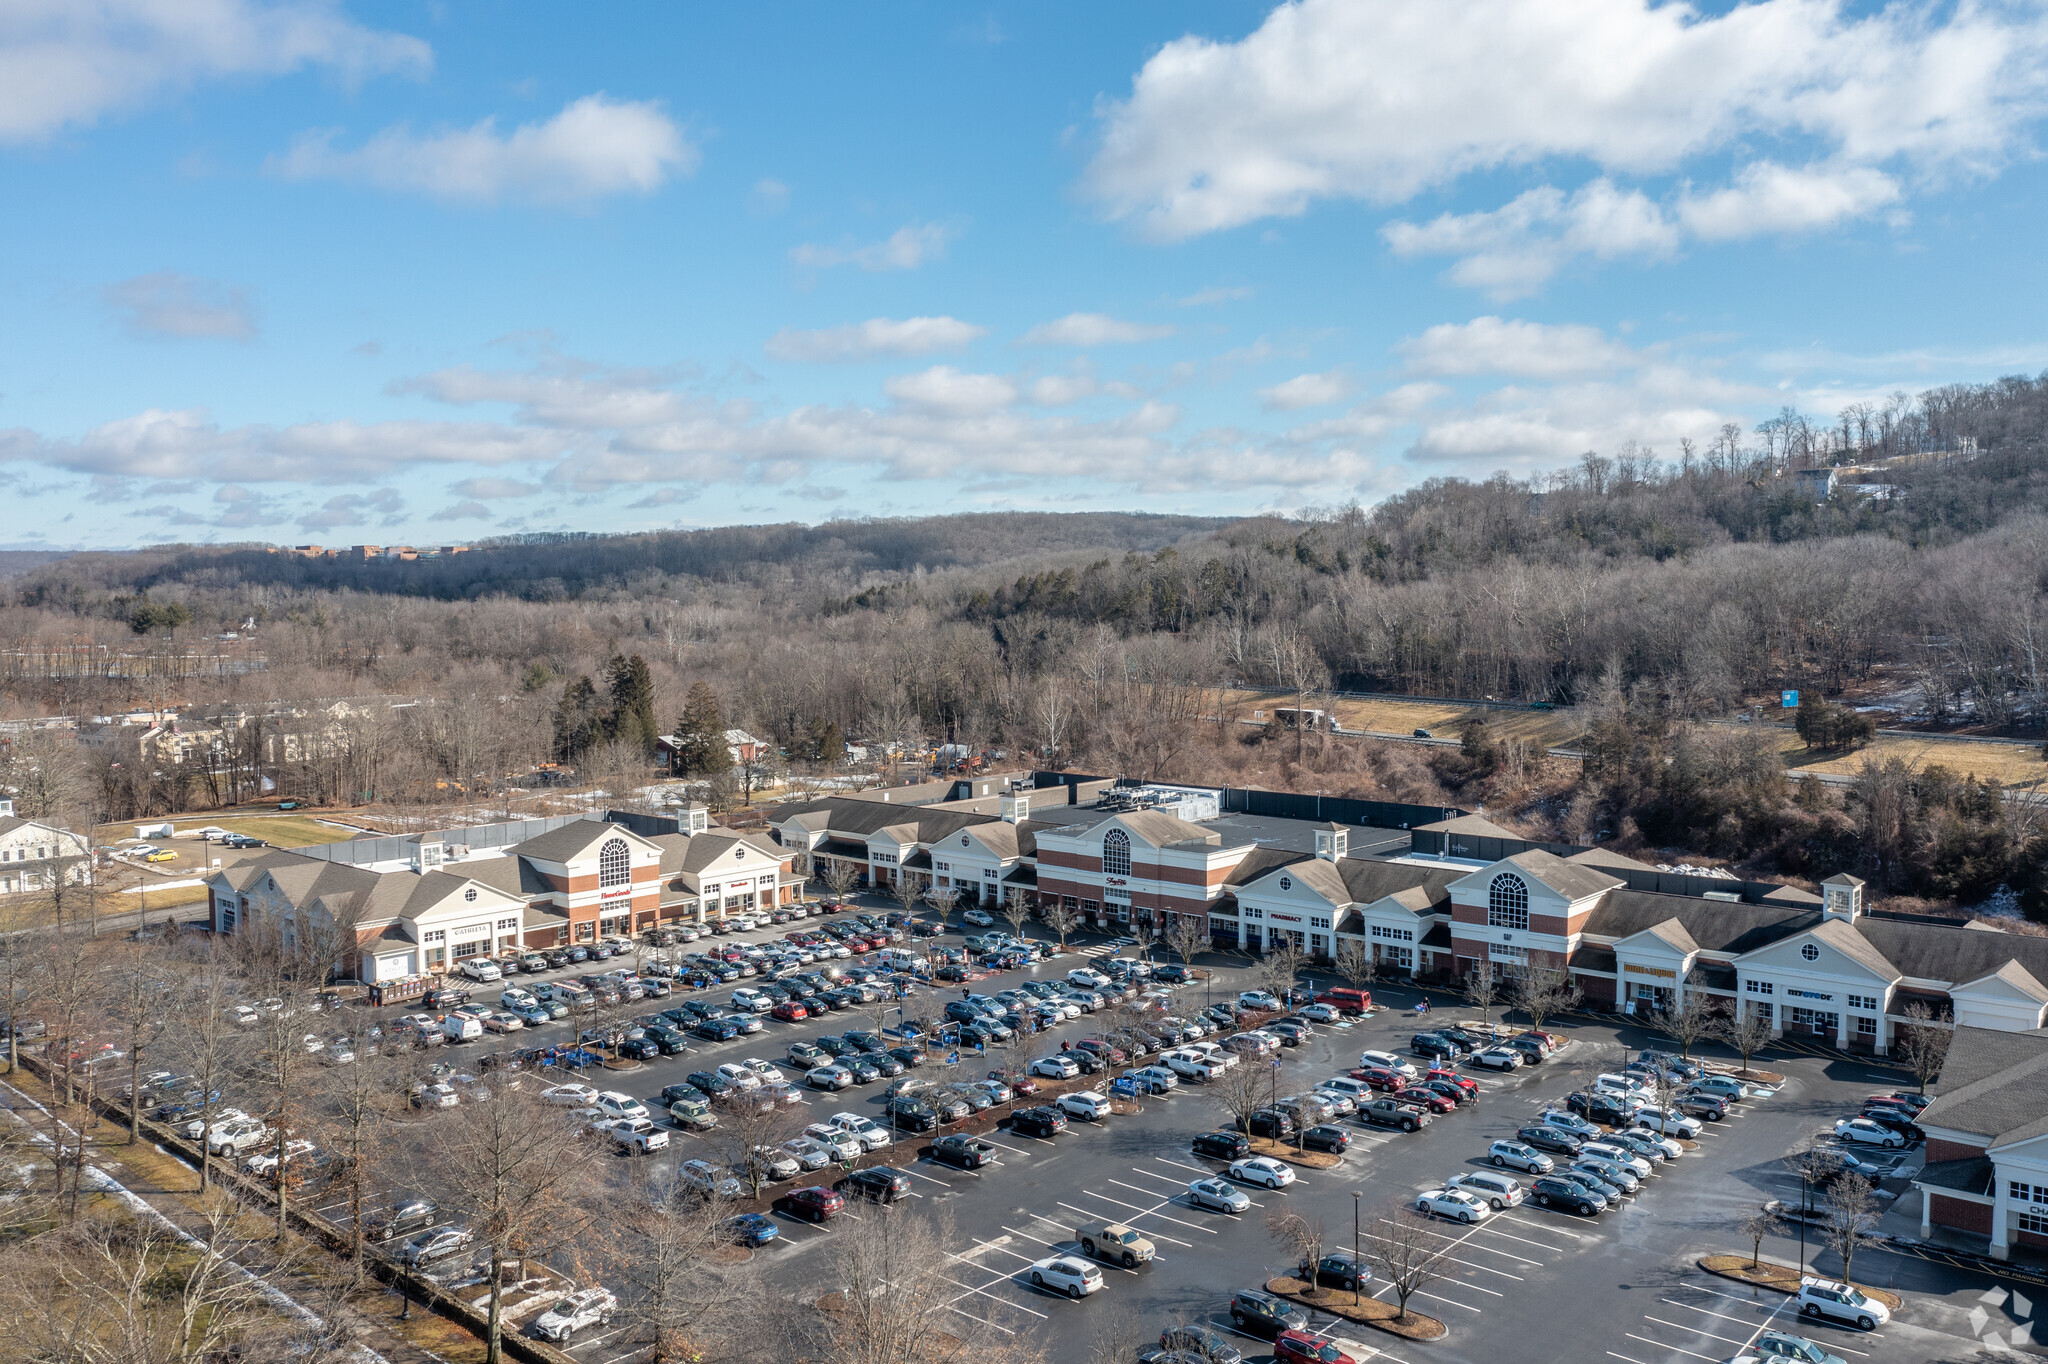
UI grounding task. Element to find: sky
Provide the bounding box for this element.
[4,0,2048,548]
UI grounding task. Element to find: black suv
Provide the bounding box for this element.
[1229,1290,1309,1339]
[1530,1175,1605,1215]
[1299,1251,1371,1292]
[1411,1032,1460,1060]
[1517,1125,1584,1156]
[837,1167,913,1203]
[1566,1091,1635,1126]
[1241,1108,1294,1140]
[883,1096,939,1132]
[1191,1131,1251,1160]
[1010,1106,1067,1138]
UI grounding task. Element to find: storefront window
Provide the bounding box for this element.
[575,921,595,942]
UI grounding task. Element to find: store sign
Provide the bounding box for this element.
[1105,876,1128,887]
[1269,912,1304,924]
[601,886,633,901]
[1785,988,1833,1001]
[1624,963,1677,980]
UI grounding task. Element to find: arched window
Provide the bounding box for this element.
[599,838,631,889]
[1487,873,1529,931]
[1101,829,1131,878]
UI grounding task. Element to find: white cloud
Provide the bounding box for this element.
[429,500,492,521]
[881,366,1018,415]
[1087,0,2048,243]
[0,0,430,143]
[1383,179,1681,299]
[1398,317,1640,380]
[1677,161,1902,241]
[765,316,987,363]
[1179,285,1255,306]
[789,222,953,272]
[272,94,694,205]
[1020,313,1174,346]
[1257,369,1351,410]
[749,177,790,216]
[1030,374,1099,406]
[103,272,258,340]
[451,476,543,499]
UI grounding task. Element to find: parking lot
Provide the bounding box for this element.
[263,905,2048,1363]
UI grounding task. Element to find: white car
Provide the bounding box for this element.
[1309,1087,1358,1116]
[1357,1050,1420,1079]
[1594,1073,1653,1100]
[411,1082,460,1109]
[1488,1139,1554,1174]
[185,1107,251,1140]
[1581,1141,1653,1178]
[1163,1048,1223,1081]
[962,910,995,927]
[715,1062,764,1091]
[1058,1091,1112,1122]
[1414,1187,1493,1223]
[741,1058,787,1084]
[1794,1276,1891,1331]
[1470,1046,1523,1071]
[243,1138,316,1177]
[802,1123,863,1161]
[532,1287,617,1342]
[544,1082,600,1107]
[1632,1107,1702,1138]
[826,1112,892,1150]
[1186,1177,1252,1213]
[593,1091,649,1121]
[1227,1156,1296,1189]
[207,1117,271,1155]
[807,1064,854,1090]
[1834,1117,1907,1148]
[783,1137,836,1170]
[1067,968,1110,989]
[1029,1055,1080,1080]
[1027,1255,1104,1299]
[457,960,502,982]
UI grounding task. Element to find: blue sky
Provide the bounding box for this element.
[4,0,2047,547]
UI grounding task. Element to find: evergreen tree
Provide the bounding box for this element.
[605,653,659,753]
[806,717,846,765]
[675,681,731,776]
[552,676,604,762]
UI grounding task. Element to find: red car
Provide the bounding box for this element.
[992,1070,1040,1096]
[1276,1330,1364,1364]
[784,1186,845,1222]
[1405,1087,1457,1114]
[1528,1029,1568,1051]
[1352,1066,1407,1092]
[1426,1067,1479,1097]
[771,1000,809,1022]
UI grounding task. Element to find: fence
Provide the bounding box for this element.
[1217,786,1468,831]
[1410,826,1804,906]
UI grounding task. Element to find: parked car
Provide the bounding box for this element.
[531,1287,616,1343]
[1517,1125,1584,1156]
[1075,1219,1156,1266]
[1834,1117,1911,1148]
[1227,1155,1296,1189]
[1446,1171,1525,1209]
[364,1197,438,1243]
[1357,1097,1430,1132]
[931,1133,996,1169]
[1186,1177,1251,1213]
[1028,1255,1104,1299]
[784,1185,846,1222]
[1530,1175,1606,1216]
[1191,1130,1251,1161]
[1796,1276,1892,1330]
[1488,1139,1554,1174]
[1229,1289,1310,1338]
[1415,1187,1492,1223]
[1469,1046,1523,1071]
[837,1167,913,1203]
[399,1226,474,1266]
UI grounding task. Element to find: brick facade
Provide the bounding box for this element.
[1931,1194,1993,1235]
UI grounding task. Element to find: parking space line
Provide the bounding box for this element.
[1642,1315,1754,1349]
[1368,1222,1519,1282]
[1000,1223,1063,1248]
[1151,1156,1218,1177]
[948,1271,1051,1318]
[1657,1298,1775,1330]
[1058,1196,1199,1244]
[1496,1213,1593,1242]
[903,1168,953,1187]
[1104,1180,1223,1231]
[1470,1221,1577,1253]
[1623,1334,1718,1361]
[1603,1354,1649,1364]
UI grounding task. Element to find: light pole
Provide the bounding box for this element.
[1352,1191,1362,1299]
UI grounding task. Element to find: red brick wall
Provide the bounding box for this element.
[1925,1138,1988,1164]
[1930,1194,1993,1236]
[1577,974,1616,1008]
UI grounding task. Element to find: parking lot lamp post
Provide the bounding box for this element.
[1798,1170,1808,1271]
[1352,1191,1361,1297]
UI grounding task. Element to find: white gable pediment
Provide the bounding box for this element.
[1737,931,1891,983]
[1954,975,2048,1007]
[410,879,524,925]
[1613,929,1696,965]
[1238,866,1344,911]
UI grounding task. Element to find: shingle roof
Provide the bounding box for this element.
[1223,848,1312,888]
[510,819,635,864]
[1340,861,1461,907]
[1805,918,1902,982]
[1580,891,1822,955]
[1857,920,2048,993]
[456,854,555,898]
[1914,1155,1995,1197]
[1499,849,1625,902]
[766,797,997,844]
[1917,1026,2048,1142]
[1111,810,1223,848]
[1414,814,1518,837]
[1631,918,1702,956]
[1565,847,1661,874]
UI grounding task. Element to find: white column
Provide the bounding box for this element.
[1920,1187,1931,1238]
[1993,1193,2012,1260]
[1837,1010,1853,1051]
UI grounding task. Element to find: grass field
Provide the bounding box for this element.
[96,813,352,850]
[1226,689,2048,790]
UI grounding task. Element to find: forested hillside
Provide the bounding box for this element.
[5,373,2048,912]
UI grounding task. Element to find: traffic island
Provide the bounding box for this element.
[1264,1277,1447,1342]
[1696,1257,1903,1313]
[1244,1137,1343,1170]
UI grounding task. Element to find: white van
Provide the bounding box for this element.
[442,1012,483,1042]
[876,948,928,973]
[458,958,502,983]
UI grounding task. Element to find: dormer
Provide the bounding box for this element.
[680,802,710,835]
[1821,873,1864,923]
[408,838,444,873]
[1001,794,1030,825]
[1314,822,1348,863]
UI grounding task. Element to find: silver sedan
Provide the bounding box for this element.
[1186,1177,1252,1213]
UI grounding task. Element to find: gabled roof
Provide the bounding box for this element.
[510,819,644,864]
[1917,1026,2048,1143]
[1955,960,2048,1005]
[1484,849,1624,903]
[765,796,997,844]
[1803,916,1902,982]
[1580,891,1821,956]
[1621,917,1701,957]
[1224,848,1312,888]
[1856,919,2048,994]
[1414,814,1518,838]
[1108,810,1223,849]
[1340,861,1460,908]
[1565,846,1660,875]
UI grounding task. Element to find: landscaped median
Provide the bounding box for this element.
[1244,1136,1343,1170]
[1697,1256,1904,1313]
[1264,1276,1447,1342]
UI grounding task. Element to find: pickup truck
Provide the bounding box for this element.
[1074,1219,1156,1267]
[930,1133,995,1169]
[1357,1097,1432,1132]
[604,1118,670,1155]
[1162,1048,1225,1081]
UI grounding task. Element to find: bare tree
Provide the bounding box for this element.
[1654,990,1716,1061]
[303,1041,403,1267]
[1257,938,1307,1005]
[1738,1205,1781,1270]
[1086,1302,1153,1364]
[1211,1057,1270,1135]
[1819,1173,1881,1287]
[811,1207,1030,1364]
[921,881,960,933]
[100,941,172,1145]
[819,859,860,904]
[1364,1201,1450,1326]
[889,872,923,924]
[165,951,244,1192]
[1716,1007,1775,1077]
[1896,1002,1951,1093]
[1001,887,1034,944]
[430,1088,598,1364]
[1789,1145,1845,1218]
[1505,964,1579,1034]
[1164,913,1207,974]
[715,1095,807,1200]
[1334,938,1378,995]
[1464,961,1501,1036]
[1269,1209,1328,1295]
[615,1163,760,1360]
[1044,899,1080,951]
